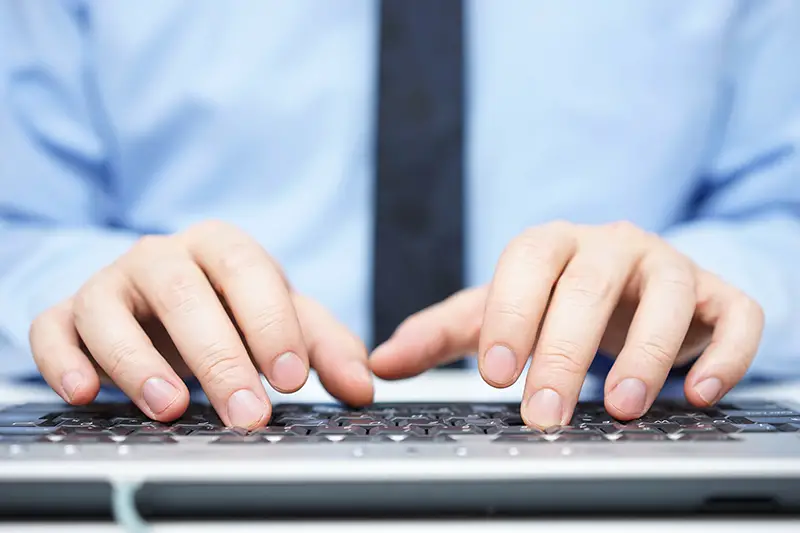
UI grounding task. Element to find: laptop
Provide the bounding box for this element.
[1,372,800,522]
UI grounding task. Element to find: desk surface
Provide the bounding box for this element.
[2,372,799,532]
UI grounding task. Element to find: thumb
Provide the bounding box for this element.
[369,286,486,380]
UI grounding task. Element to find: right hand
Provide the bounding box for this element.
[29,221,374,429]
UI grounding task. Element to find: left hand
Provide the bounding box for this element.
[369,221,764,428]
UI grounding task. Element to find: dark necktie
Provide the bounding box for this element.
[372,0,466,369]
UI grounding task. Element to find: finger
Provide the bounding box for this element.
[125,236,270,429]
[71,269,190,421]
[29,299,100,405]
[603,252,697,419]
[684,276,763,406]
[522,238,638,428]
[369,287,486,380]
[479,222,577,388]
[181,221,309,393]
[294,294,374,406]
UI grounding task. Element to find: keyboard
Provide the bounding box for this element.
[1,400,799,445]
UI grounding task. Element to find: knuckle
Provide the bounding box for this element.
[154,269,202,315]
[130,234,169,257]
[104,339,140,379]
[507,228,564,269]
[72,279,107,321]
[251,304,292,338]
[29,307,56,341]
[737,292,765,325]
[195,343,245,388]
[491,300,533,324]
[650,255,696,290]
[605,220,642,241]
[217,242,266,278]
[558,268,614,307]
[637,337,676,368]
[536,339,584,375]
[28,308,63,361]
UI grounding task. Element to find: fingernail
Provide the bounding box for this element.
[695,377,723,405]
[482,345,517,385]
[524,388,563,428]
[271,352,307,391]
[346,360,372,385]
[61,371,84,402]
[227,389,268,429]
[608,378,648,416]
[142,377,180,415]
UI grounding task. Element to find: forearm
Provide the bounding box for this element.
[0,225,138,377]
[664,211,800,380]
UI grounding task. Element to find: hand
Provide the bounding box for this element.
[29,221,373,428]
[370,221,764,428]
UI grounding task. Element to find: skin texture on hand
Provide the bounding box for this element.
[28,220,374,429]
[370,221,764,429]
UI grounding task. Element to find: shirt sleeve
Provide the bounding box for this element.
[0,2,139,377]
[663,1,800,380]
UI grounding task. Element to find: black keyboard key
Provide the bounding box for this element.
[330,416,380,427]
[733,423,778,433]
[66,426,113,434]
[370,427,426,439]
[109,417,148,426]
[668,416,700,426]
[114,423,169,432]
[747,417,800,425]
[274,416,326,427]
[712,423,742,434]
[429,426,488,437]
[554,431,606,442]
[189,429,244,437]
[311,405,347,415]
[500,415,525,426]
[725,416,754,425]
[407,423,448,435]
[719,401,783,410]
[273,436,328,444]
[641,423,681,434]
[676,423,719,433]
[251,427,305,437]
[0,413,50,424]
[391,417,436,427]
[286,424,327,436]
[311,426,368,437]
[722,410,799,418]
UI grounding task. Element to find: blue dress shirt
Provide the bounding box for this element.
[1,1,799,382]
